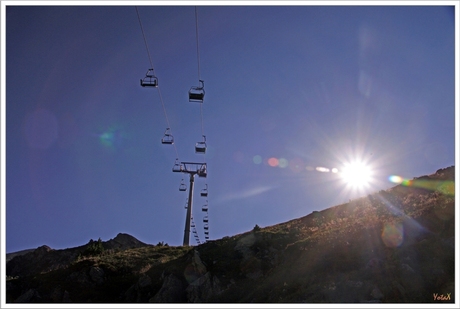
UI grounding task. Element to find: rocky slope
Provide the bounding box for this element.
[6,249,35,263]
[5,166,456,303]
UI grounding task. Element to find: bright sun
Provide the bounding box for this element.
[340,161,372,188]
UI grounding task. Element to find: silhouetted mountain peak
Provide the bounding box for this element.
[105,233,147,250]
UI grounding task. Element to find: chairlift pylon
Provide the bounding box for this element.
[195,135,206,154]
[161,128,174,145]
[140,68,158,87]
[189,80,205,103]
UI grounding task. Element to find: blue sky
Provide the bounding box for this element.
[2,3,458,253]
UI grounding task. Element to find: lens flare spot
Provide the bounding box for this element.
[289,158,304,173]
[389,175,403,184]
[278,158,289,168]
[381,222,404,247]
[233,151,244,163]
[253,155,262,164]
[24,109,58,149]
[316,166,330,173]
[331,168,338,173]
[268,157,279,167]
[97,125,127,150]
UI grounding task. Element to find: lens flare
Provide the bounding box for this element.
[388,175,403,184]
[340,162,372,188]
[389,175,454,196]
[97,125,127,150]
[289,158,304,173]
[253,155,262,164]
[316,166,330,173]
[278,158,289,168]
[381,222,404,247]
[268,157,279,167]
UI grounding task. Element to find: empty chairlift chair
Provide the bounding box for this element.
[161,128,174,145]
[195,135,206,154]
[179,179,187,192]
[204,223,209,230]
[202,201,208,212]
[172,159,183,173]
[200,184,208,197]
[140,68,158,87]
[197,164,207,178]
[203,216,208,223]
[189,80,205,103]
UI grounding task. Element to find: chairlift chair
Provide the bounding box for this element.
[203,216,208,223]
[204,224,209,230]
[140,69,158,87]
[195,135,206,154]
[188,80,205,103]
[202,201,208,212]
[200,184,208,197]
[172,159,183,173]
[161,128,174,145]
[179,179,187,192]
[197,165,207,178]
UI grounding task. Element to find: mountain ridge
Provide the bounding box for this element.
[5,165,456,303]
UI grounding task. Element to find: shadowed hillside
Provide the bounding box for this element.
[5,166,455,303]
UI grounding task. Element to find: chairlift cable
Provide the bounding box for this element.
[135,7,154,70]
[194,6,201,81]
[194,7,208,233]
[194,7,204,136]
[191,215,201,245]
[136,7,179,160]
[157,87,179,158]
[194,7,206,162]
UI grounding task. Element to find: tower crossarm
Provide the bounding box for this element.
[180,162,207,177]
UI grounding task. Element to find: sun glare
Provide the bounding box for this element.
[340,161,372,188]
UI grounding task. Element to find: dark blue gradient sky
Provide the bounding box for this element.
[2,4,457,253]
